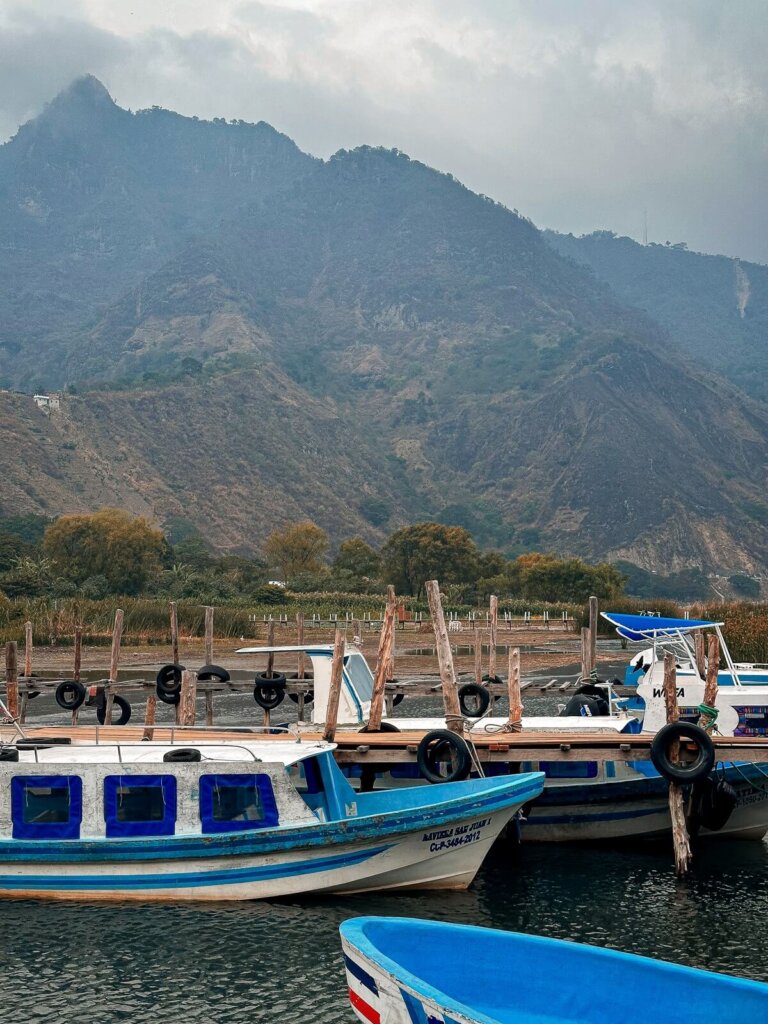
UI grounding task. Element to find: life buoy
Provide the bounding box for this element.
[458,683,491,718]
[96,694,132,726]
[650,722,715,784]
[156,664,185,705]
[163,748,202,762]
[197,664,231,683]
[417,729,472,784]
[55,680,86,711]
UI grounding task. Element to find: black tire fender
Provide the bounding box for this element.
[197,664,231,683]
[287,673,314,704]
[650,722,715,784]
[55,680,86,711]
[163,748,202,763]
[254,683,285,711]
[96,694,132,726]
[156,663,185,705]
[417,729,472,784]
[255,671,286,690]
[359,721,401,733]
[458,683,491,718]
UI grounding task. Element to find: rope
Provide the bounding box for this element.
[697,704,719,732]
[723,760,768,796]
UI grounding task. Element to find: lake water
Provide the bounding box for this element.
[2,838,767,1023]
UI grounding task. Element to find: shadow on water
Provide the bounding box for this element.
[2,837,767,1023]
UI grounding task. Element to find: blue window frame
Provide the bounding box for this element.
[104,775,177,837]
[199,774,279,834]
[12,775,83,840]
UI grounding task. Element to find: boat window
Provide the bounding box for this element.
[344,653,374,702]
[11,775,83,840]
[199,774,279,833]
[103,775,177,838]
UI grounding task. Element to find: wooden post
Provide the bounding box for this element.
[488,595,498,679]
[425,580,463,735]
[663,653,692,876]
[23,621,33,678]
[104,608,124,725]
[323,629,345,742]
[386,586,396,680]
[698,634,720,729]
[694,631,706,680]
[179,669,197,726]
[73,628,82,682]
[204,606,214,664]
[169,601,179,665]
[474,633,483,686]
[580,627,591,681]
[296,613,305,679]
[4,642,18,720]
[504,646,523,732]
[143,694,157,741]
[588,595,598,677]
[267,620,275,678]
[367,593,396,730]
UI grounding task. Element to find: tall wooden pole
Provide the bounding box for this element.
[426,580,463,735]
[179,669,197,727]
[4,642,18,720]
[73,628,83,683]
[267,619,275,678]
[23,622,33,678]
[104,608,124,725]
[488,595,498,679]
[698,634,720,728]
[694,632,706,680]
[367,591,396,730]
[504,646,523,731]
[323,629,345,742]
[169,601,179,665]
[474,633,483,686]
[296,612,305,679]
[580,627,591,682]
[588,595,598,677]
[386,586,396,680]
[663,653,692,876]
[204,606,214,663]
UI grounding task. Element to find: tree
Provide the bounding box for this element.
[42,508,165,594]
[264,520,329,584]
[520,557,624,603]
[333,538,381,579]
[381,523,480,597]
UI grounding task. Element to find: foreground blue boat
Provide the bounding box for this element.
[340,917,768,1024]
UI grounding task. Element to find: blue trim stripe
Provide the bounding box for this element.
[343,954,378,995]
[530,806,662,826]
[0,844,392,892]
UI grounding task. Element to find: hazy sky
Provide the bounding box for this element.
[1,0,766,262]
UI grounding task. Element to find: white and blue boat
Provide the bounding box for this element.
[0,728,543,901]
[340,917,768,1024]
[236,642,768,843]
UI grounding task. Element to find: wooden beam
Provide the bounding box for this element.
[474,633,483,686]
[73,628,82,683]
[204,606,214,664]
[169,601,179,665]
[179,669,197,726]
[698,634,720,729]
[488,595,498,679]
[323,629,345,742]
[694,631,706,680]
[23,622,33,679]
[266,620,275,677]
[296,613,305,679]
[143,694,157,741]
[104,608,124,726]
[504,646,523,731]
[4,642,18,720]
[425,579,462,734]
[580,627,591,681]
[663,652,692,876]
[367,591,396,730]
[387,585,396,680]
[588,595,598,675]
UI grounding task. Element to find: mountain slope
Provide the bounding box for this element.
[544,230,768,400]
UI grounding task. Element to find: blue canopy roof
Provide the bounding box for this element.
[601,612,723,643]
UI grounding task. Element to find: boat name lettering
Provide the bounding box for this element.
[652,687,685,698]
[422,817,491,852]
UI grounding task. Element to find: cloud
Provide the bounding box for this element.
[1,0,767,261]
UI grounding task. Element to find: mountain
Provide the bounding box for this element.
[544,230,768,400]
[0,76,314,389]
[1,78,767,574]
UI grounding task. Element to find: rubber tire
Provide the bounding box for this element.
[96,694,132,726]
[417,729,472,784]
[458,683,491,718]
[156,663,185,706]
[163,748,202,763]
[288,690,314,704]
[0,748,19,761]
[287,673,314,704]
[359,721,401,733]
[55,680,86,711]
[197,664,231,683]
[482,674,504,686]
[254,684,285,711]
[650,722,715,784]
[255,671,287,690]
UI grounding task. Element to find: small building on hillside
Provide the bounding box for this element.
[33,393,60,414]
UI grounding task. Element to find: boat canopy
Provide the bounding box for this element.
[602,612,723,643]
